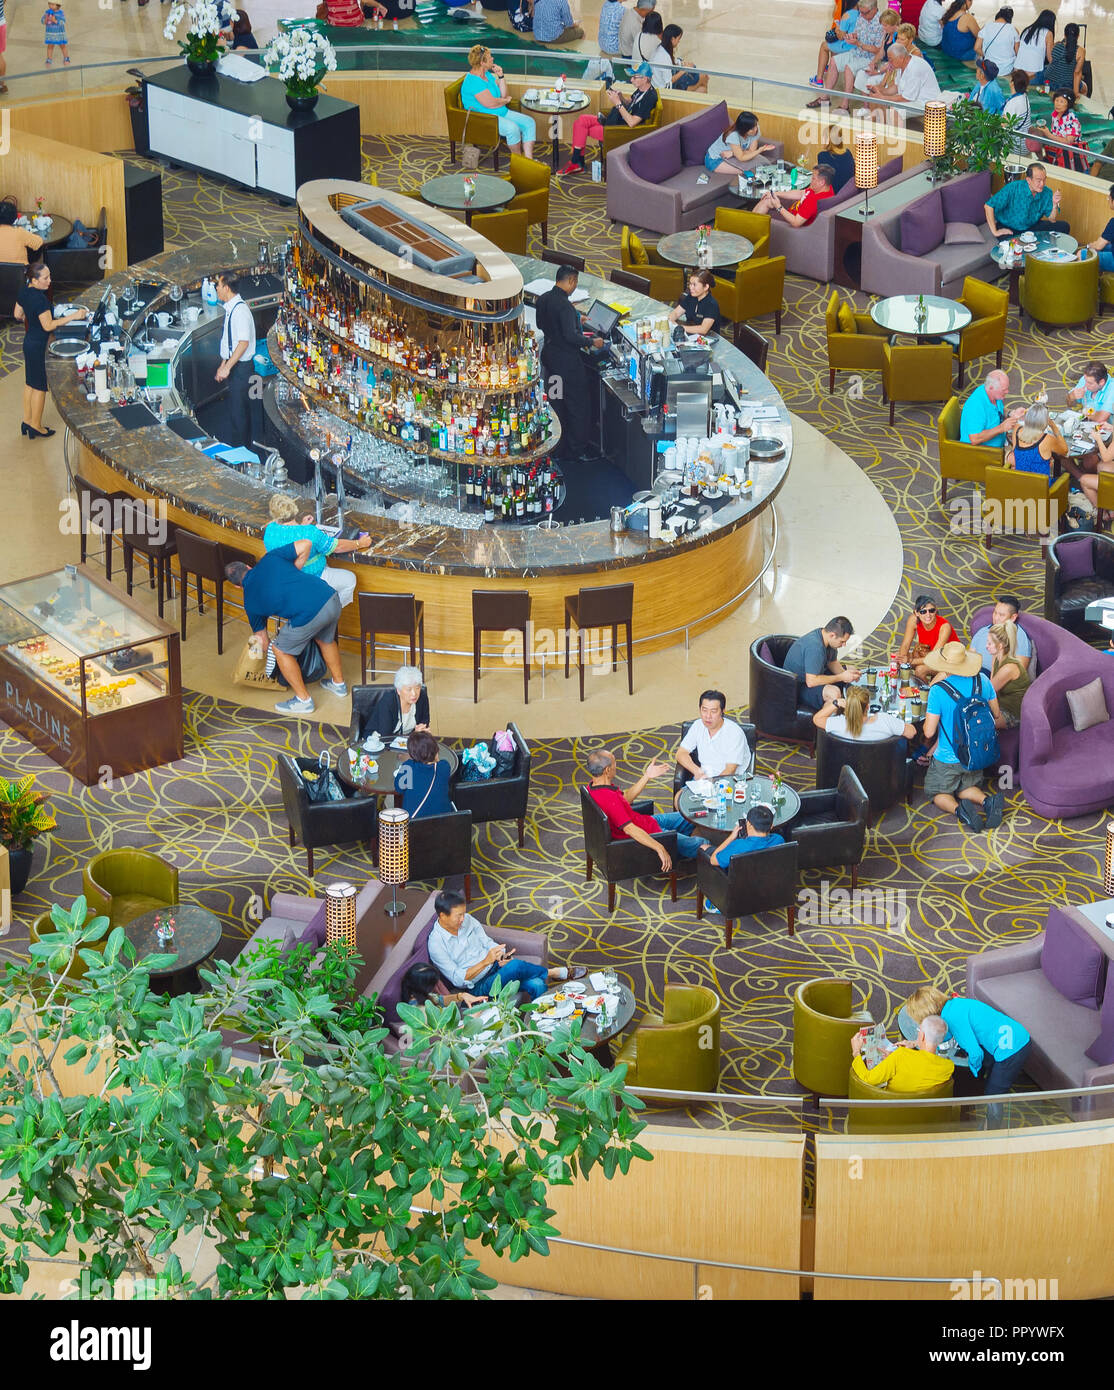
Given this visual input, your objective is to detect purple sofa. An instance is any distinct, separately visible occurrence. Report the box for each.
[968,602,1114,818]
[605,100,783,236]
[968,902,1114,1114]
[861,169,997,299]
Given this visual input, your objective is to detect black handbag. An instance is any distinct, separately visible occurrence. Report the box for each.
[275,640,328,688]
[302,751,346,803]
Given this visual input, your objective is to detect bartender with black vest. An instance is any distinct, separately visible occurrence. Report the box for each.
[535,265,603,465]
[668,270,722,338]
[215,270,257,450]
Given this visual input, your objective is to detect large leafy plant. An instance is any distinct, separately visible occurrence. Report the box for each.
[0,899,649,1299]
[938,99,1022,177]
[0,774,55,852]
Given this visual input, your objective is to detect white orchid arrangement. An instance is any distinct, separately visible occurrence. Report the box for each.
[262,29,338,99]
[164,2,237,62]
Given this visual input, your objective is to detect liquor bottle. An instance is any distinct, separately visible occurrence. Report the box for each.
[484,488,495,523]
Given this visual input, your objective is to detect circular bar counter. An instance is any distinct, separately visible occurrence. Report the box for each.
[50,230,791,666]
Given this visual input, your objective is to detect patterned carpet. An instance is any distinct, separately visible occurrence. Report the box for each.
[3,135,1113,1116]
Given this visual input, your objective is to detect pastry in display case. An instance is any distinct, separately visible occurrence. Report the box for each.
[0,565,183,784]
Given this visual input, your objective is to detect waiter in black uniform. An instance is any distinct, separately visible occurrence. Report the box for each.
[215,270,257,450]
[535,265,603,465]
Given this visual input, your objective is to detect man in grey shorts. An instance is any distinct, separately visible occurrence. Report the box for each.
[237,540,349,715]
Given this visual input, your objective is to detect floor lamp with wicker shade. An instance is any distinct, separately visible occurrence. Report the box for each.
[379,807,410,917]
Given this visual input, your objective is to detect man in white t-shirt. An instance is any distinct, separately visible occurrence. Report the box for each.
[675,690,752,782]
[872,43,941,107]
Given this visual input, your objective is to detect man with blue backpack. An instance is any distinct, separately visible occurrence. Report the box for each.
[921,641,1006,832]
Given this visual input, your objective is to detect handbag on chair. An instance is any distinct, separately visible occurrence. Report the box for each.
[460,111,482,170]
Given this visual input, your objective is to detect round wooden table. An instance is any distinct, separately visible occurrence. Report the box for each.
[19,215,74,250]
[125,902,222,995]
[657,229,755,270]
[420,173,513,226]
[678,773,801,845]
[337,741,460,797]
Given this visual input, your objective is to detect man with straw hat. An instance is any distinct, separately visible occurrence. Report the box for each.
[921,640,1006,832]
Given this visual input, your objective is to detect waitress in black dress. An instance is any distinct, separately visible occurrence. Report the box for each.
[14,260,88,439]
[668,270,722,338]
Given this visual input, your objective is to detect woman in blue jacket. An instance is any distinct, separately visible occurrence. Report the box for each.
[903,985,1031,1118]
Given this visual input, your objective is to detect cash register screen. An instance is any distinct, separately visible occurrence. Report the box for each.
[583,299,621,336]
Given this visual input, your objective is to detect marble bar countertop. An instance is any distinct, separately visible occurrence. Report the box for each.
[48,242,792,580]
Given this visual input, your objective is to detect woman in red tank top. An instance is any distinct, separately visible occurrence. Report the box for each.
[898,594,955,680]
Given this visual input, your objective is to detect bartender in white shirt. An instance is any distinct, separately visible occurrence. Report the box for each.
[215,271,257,449]
[675,689,752,792]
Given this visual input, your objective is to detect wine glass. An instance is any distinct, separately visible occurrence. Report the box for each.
[120,282,137,318]
[169,283,183,323]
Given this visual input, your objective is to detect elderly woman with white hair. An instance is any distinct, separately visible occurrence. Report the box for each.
[361,664,430,742]
[263,493,367,607]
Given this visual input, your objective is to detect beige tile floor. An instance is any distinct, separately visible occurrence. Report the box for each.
[5,0,1109,108]
[0,362,901,737]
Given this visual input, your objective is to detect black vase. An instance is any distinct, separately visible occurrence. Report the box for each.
[186,57,218,78]
[286,91,319,113]
[8,846,34,895]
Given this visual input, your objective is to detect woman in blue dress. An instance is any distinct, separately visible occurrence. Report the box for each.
[940,0,980,63]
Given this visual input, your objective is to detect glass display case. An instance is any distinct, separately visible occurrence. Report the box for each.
[0,565,183,784]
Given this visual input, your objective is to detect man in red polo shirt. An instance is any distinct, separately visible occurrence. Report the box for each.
[753,165,836,227]
[586,748,704,870]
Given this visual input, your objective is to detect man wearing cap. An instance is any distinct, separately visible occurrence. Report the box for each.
[921,641,1005,832]
[561,64,658,174]
[969,57,1005,113]
[618,0,654,60]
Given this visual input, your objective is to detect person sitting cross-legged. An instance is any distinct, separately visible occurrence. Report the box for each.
[428,890,586,1002]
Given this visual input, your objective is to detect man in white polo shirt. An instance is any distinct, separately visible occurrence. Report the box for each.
[870,42,941,108]
[675,689,752,784]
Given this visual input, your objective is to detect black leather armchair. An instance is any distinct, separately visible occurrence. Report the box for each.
[815,727,913,822]
[349,684,393,743]
[450,722,531,847]
[405,804,474,903]
[1043,533,1114,642]
[45,206,108,289]
[785,766,869,886]
[580,786,678,914]
[696,839,799,947]
[748,636,817,750]
[0,262,25,320]
[672,721,758,802]
[277,753,378,875]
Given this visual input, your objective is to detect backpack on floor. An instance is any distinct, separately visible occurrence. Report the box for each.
[939,679,1000,771]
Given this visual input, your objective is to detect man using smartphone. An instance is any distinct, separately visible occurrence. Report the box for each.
[429,889,587,1000]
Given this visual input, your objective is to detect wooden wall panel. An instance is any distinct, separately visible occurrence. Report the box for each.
[0,132,127,266]
[8,92,135,155]
[470,1125,806,1300]
[814,1123,1114,1300]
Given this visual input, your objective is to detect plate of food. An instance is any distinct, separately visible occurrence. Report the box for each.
[536,996,575,1019]
[563,980,586,994]
[899,685,920,699]
[390,737,408,750]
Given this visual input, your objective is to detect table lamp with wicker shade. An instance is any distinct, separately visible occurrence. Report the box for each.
[325,882,358,953]
[924,101,946,183]
[1105,821,1114,897]
[378,807,410,917]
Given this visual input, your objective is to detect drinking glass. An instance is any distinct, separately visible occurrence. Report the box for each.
[169,284,183,323]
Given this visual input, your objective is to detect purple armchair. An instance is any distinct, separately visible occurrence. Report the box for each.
[860,169,997,299]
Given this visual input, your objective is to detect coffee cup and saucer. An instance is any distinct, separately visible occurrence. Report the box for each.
[363,734,384,753]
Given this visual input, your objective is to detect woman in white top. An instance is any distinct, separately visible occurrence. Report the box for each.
[813,685,917,742]
[976,6,1018,75]
[918,0,944,48]
[635,12,672,90]
[1015,8,1054,77]
[1002,68,1032,150]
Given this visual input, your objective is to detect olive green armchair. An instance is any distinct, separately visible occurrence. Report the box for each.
[881,341,955,425]
[713,254,786,334]
[620,225,684,304]
[713,207,770,260]
[29,907,98,982]
[1019,252,1099,332]
[846,1063,954,1133]
[614,983,720,1093]
[824,290,888,395]
[983,464,1069,547]
[82,848,179,930]
[1101,272,1114,317]
[444,76,508,172]
[937,395,999,509]
[507,153,550,242]
[471,207,529,254]
[792,977,873,1097]
[956,275,1008,389]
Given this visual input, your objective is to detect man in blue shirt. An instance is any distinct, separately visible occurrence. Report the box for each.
[959,369,1026,445]
[702,804,784,868]
[530,0,583,45]
[969,594,1033,673]
[922,641,1004,831]
[598,0,624,55]
[236,541,349,715]
[1067,359,1114,423]
[984,161,1070,238]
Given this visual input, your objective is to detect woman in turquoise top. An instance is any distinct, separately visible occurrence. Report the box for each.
[940,0,979,62]
[461,45,536,159]
[1005,404,1066,481]
[264,492,369,607]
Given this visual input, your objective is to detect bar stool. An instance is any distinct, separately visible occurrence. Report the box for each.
[119,499,177,620]
[564,582,634,701]
[472,590,530,704]
[540,246,586,273]
[358,592,426,682]
[732,320,770,372]
[175,529,252,655]
[609,268,651,295]
[73,474,124,580]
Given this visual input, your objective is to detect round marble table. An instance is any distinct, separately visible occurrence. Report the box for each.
[125,903,222,995]
[420,173,514,226]
[657,230,755,270]
[678,773,802,845]
[989,231,1081,306]
[869,294,972,339]
[519,90,591,171]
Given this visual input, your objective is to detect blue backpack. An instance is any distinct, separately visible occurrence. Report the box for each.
[939,678,1000,771]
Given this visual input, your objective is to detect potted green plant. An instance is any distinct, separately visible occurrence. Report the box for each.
[0,774,56,894]
[939,99,1022,178]
[262,28,338,112]
[163,1,231,79]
